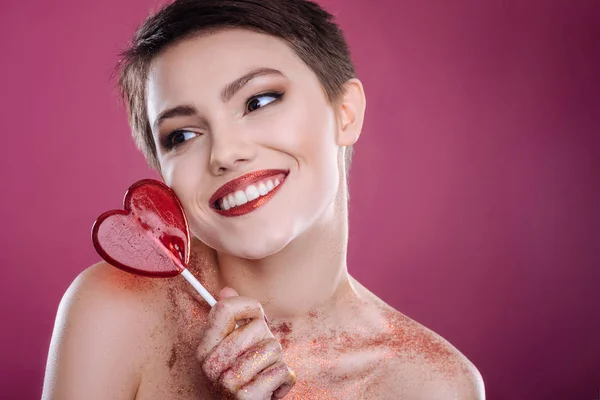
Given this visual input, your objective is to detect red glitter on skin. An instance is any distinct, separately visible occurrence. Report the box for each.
[107,239,475,399]
[167,347,177,370]
[260,304,470,399]
[270,321,293,348]
[95,258,475,399]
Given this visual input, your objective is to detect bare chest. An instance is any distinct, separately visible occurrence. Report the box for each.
[134,329,412,399]
[131,288,425,399]
[134,340,399,400]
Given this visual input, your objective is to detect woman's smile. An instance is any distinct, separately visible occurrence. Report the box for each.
[209,169,290,217]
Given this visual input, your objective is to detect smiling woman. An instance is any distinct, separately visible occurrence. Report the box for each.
[42,0,484,399]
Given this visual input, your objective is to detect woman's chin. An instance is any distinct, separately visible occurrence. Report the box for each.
[230,244,287,260]
[191,223,298,261]
[217,235,292,261]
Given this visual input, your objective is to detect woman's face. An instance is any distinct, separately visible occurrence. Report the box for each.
[146,29,346,259]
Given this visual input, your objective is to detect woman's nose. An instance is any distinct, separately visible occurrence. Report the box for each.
[208,129,257,175]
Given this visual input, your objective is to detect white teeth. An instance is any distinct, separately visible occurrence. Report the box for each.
[222,197,230,210]
[217,175,286,211]
[227,193,236,207]
[258,182,268,196]
[245,185,260,201]
[234,190,248,205]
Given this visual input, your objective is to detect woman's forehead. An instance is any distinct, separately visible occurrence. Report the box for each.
[145,29,318,115]
[149,29,305,82]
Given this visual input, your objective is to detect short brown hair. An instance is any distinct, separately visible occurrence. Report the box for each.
[117,0,356,173]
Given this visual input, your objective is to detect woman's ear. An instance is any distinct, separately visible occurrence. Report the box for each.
[335,78,366,147]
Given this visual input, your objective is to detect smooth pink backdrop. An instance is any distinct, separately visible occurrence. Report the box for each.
[1,0,598,398]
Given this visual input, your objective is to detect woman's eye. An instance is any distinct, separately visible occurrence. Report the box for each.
[167,130,198,148]
[245,92,283,114]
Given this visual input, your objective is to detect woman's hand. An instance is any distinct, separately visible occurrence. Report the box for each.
[197,287,296,399]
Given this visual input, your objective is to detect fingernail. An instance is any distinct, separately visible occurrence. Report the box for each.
[264,314,270,324]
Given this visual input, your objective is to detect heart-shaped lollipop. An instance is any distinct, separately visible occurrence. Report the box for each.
[92,179,216,306]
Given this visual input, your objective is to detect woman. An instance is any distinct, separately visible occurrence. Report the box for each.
[43,0,485,398]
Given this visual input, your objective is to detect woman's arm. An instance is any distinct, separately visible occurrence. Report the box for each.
[42,263,146,400]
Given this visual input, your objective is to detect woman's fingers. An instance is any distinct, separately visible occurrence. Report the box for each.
[238,361,297,399]
[201,318,274,382]
[196,292,296,398]
[197,296,267,362]
[219,338,284,392]
[218,286,240,299]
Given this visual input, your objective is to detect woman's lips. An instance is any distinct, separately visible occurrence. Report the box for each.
[209,169,289,217]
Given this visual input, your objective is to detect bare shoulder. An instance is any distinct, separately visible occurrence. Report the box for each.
[386,310,485,400]
[375,307,484,399]
[55,261,163,333]
[42,261,166,400]
[351,280,484,399]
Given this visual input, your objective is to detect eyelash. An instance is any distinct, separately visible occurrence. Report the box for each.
[162,91,285,150]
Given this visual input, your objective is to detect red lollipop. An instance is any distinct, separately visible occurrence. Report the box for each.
[91,179,216,306]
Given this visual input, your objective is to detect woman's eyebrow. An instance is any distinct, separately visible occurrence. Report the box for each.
[153,104,199,132]
[153,67,285,131]
[221,67,285,103]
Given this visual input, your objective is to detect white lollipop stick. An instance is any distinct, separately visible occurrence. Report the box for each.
[181,269,217,306]
[149,234,237,328]
[171,251,238,328]
[148,234,217,306]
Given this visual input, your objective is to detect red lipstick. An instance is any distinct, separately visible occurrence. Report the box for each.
[209,169,289,217]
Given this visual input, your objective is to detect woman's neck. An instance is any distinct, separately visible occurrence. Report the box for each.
[214,185,355,322]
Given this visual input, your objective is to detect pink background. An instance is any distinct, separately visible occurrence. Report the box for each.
[1,0,599,398]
